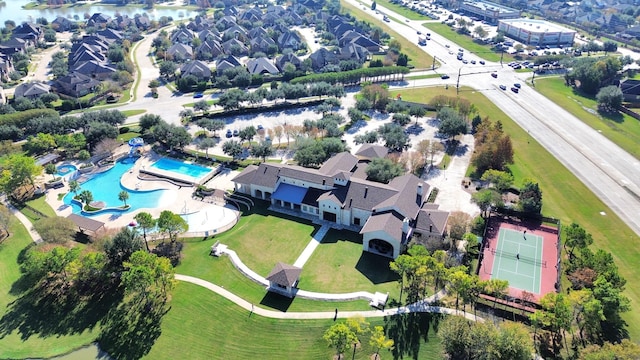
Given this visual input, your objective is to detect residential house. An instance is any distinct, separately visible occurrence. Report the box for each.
[134,14,151,30]
[338,43,370,63]
[71,60,117,80]
[87,13,112,28]
[0,86,5,105]
[277,30,304,51]
[196,40,224,60]
[620,79,640,102]
[12,23,43,44]
[239,7,262,23]
[96,28,124,44]
[247,57,279,75]
[167,43,194,62]
[0,38,29,56]
[275,53,302,71]
[180,60,212,80]
[111,14,133,30]
[215,55,242,75]
[0,56,13,82]
[309,48,338,71]
[248,27,269,39]
[250,36,276,54]
[217,16,238,30]
[171,28,195,45]
[198,29,221,42]
[232,148,446,259]
[221,38,249,56]
[224,25,249,41]
[54,72,101,97]
[14,82,51,99]
[282,10,303,26]
[52,16,76,32]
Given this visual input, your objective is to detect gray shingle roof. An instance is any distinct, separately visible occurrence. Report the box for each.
[359,211,405,241]
[266,262,302,287]
[355,144,388,160]
[414,206,449,235]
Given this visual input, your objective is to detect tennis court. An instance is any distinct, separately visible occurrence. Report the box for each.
[491,228,545,294]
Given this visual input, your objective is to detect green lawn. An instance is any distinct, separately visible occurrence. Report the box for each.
[341,0,436,69]
[407,73,442,80]
[143,281,443,360]
[117,132,142,142]
[299,229,401,298]
[534,77,640,160]
[362,0,431,20]
[389,85,640,339]
[0,218,101,359]
[121,109,146,117]
[24,194,56,218]
[422,23,515,63]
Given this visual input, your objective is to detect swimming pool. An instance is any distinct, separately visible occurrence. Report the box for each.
[63,157,168,216]
[57,164,77,177]
[148,158,215,184]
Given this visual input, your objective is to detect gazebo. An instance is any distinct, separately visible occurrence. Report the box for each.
[266,262,302,298]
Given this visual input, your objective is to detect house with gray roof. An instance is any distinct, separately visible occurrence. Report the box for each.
[232,147,448,259]
[180,60,212,80]
[277,30,304,51]
[54,72,101,97]
[52,16,76,32]
[266,262,302,298]
[14,82,50,99]
[221,38,249,56]
[247,58,280,75]
[170,28,195,45]
[167,43,194,62]
[275,53,302,71]
[196,39,224,60]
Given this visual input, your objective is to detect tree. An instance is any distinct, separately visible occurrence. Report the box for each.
[135,212,156,252]
[222,140,244,161]
[324,322,357,359]
[448,211,471,241]
[0,205,10,237]
[581,339,640,360]
[596,85,623,112]
[564,223,593,260]
[157,210,188,242]
[438,316,473,360]
[45,163,57,181]
[197,118,225,137]
[122,250,176,305]
[193,100,211,114]
[493,322,534,360]
[250,141,273,162]
[197,138,216,159]
[480,169,514,192]
[0,153,41,197]
[389,254,414,302]
[471,189,502,217]
[118,190,129,207]
[104,226,145,269]
[369,325,393,359]
[159,61,177,78]
[392,113,411,126]
[473,25,487,38]
[518,179,543,214]
[537,292,573,354]
[33,216,76,244]
[238,126,257,148]
[377,123,408,152]
[365,158,404,183]
[448,269,473,310]
[408,105,426,125]
[437,107,467,141]
[486,278,509,309]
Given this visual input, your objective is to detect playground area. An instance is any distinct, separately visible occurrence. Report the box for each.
[478,215,560,304]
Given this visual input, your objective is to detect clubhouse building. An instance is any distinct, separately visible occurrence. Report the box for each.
[497,19,576,46]
[232,144,449,259]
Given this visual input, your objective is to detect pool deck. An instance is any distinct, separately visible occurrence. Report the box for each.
[45,147,240,235]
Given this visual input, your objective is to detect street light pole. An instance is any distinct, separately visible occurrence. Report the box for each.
[432,56,436,70]
[456,67,462,94]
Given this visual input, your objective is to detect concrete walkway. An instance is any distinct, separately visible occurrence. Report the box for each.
[293,223,331,268]
[176,274,481,322]
[3,199,42,244]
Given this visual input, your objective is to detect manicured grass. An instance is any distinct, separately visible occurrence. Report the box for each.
[121,109,146,117]
[0,217,100,359]
[422,23,515,63]
[363,0,431,20]
[341,0,436,69]
[299,229,401,297]
[177,240,373,312]
[389,85,640,339]
[407,73,441,80]
[534,77,640,160]
[24,194,56,218]
[117,132,142,142]
[143,282,443,360]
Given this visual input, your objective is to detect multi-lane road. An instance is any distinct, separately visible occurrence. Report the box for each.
[347,0,640,237]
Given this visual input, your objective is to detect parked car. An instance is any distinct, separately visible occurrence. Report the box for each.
[441,74,450,79]
[514,83,521,88]
[193,92,204,98]
[479,60,485,65]
[470,60,476,64]
[233,129,239,137]
[257,124,264,131]
[499,85,507,90]
[491,72,498,78]
[226,130,233,138]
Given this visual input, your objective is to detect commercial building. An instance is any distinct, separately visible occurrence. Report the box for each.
[498,18,576,46]
[459,0,520,24]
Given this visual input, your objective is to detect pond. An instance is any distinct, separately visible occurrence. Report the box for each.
[0,0,199,26]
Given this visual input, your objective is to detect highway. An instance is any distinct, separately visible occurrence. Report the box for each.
[348,0,640,237]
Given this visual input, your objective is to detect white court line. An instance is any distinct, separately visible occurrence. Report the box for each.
[497,267,535,279]
[535,234,542,293]
[494,229,506,279]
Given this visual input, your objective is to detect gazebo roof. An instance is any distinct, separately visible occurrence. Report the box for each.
[67,213,105,233]
[266,262,301,287]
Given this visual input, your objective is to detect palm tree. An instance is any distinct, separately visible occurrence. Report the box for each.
[78,190,93,207]
[197,138,216,159]
[69,180,80,196]
[134,211,156,252]
[118,190,129,207]
[45,163,57,181]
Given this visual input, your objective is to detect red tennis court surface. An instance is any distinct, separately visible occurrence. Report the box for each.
[478,216,560,304]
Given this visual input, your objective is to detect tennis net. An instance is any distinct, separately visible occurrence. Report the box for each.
[490,248,547,267]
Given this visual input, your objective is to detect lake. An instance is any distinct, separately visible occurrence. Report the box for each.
[0,0,200,26]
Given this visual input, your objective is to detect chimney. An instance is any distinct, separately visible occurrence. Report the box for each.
[417,184,423,196]
[402,218,410,234]
[364,186,368,198]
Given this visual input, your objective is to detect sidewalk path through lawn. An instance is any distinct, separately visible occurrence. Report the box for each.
[293,223,331,268]
[176,274,481,322]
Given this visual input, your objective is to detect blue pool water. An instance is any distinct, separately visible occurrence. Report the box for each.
[57,164,77,177]
[150,158,212,180]
[63,157,167,216]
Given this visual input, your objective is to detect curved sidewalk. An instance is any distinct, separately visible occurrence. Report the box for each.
[176,274,482,321]
[3,199,42,244]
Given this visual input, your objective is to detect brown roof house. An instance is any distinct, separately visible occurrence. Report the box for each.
[232,145,448,259]
[266,262,302,298]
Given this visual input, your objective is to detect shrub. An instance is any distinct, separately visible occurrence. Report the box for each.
[119,126,130,134]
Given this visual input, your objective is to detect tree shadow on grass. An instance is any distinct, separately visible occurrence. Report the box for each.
[384,312,443,360]
[259,291,293,312]
[355,252,400,285]
[98,296,169,360]
[0,283,122,341]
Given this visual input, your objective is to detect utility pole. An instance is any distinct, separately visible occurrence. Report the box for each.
[531,70,536,87]
[456,67,462,94]
[432,56,436,70]
[500,48,504,66]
